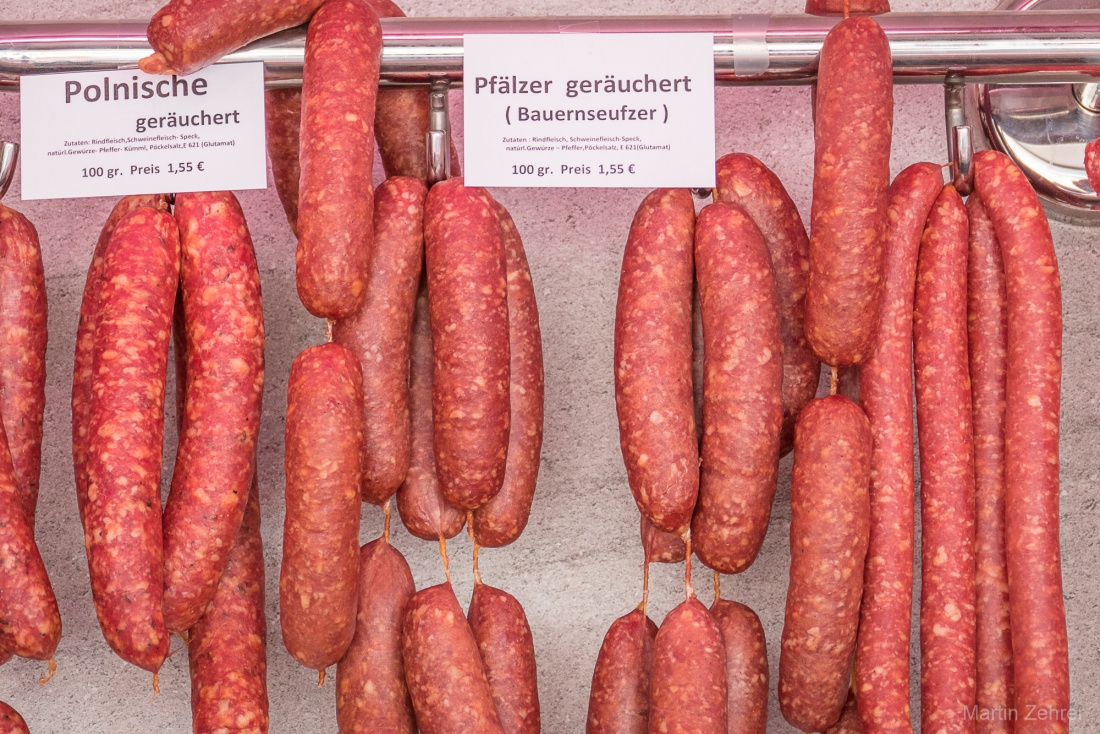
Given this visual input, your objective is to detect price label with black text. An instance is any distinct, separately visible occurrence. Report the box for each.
[19,63,267,201]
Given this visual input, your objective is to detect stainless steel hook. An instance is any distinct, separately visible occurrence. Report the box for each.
[0,141,17,201]
[944,78,974,196]
[426,80,452,186]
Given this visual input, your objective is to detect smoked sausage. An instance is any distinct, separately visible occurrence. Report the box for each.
[296,0,382,319]
[586,607,657,734]
[424,178,510,510]
[281,343,363,670]
[188,476,268,734]
[163,190,265,634]
[396,291,466,540]
[914,185,977,734]
[73,195,168,526]
[336,537,417,734]
[966,193,1015,730]
[641,516,686,564]
[804,17,893,367]
[402,583,505,734]
[1085,138,1100,194]
[0,205,46,526]
[469,583,540,734]
[806,0,890,14]
[714,153,818,456]
[0,702,28,734]
[473,200,544,547]
[648,597,727,733]
[614,189,697,533]
[854,162,941,734]
[333,177,425,505]
[85,206,179,672]
[0,417,60,662]
[779,395,871,732]
[824,692,864,734]
[690,202,783,575]
[711,597,768,734]
[265,88,302,235]
[973,149,1069,733]
[141,0,326,75]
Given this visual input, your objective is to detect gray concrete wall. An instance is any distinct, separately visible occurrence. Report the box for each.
[1,0,1096,731]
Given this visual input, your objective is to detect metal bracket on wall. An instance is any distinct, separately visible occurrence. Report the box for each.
[427,80,452,186]
[0,142,17,201]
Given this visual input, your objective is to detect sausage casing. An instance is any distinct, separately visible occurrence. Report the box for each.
[648,598,727,733]
[586,607,657,734]
[469,583,540,734]
[712,598,768,734]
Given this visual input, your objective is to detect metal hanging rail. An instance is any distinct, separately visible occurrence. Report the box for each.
[2,10,1100,89]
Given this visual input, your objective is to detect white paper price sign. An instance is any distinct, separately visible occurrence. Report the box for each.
[19,63,267,201]
[463,33,716,189]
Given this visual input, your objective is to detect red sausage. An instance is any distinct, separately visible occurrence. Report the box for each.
[402,583,505,734]
[854,162,941,734]
[188,476,268,734]
[280,343,363,670]
[396,292,466,540]
[72,195,168,526]
[472,200,544,547]
[141,0,326,75]
[0,650,9,666]
[333,177,425,505]
[265,88,302,235]
[614,189,698,533]
[914,185,977,734]
[585,607,657,734]
[641,516,685,564]
[690,202,783,575]
[163,191,265,634]
[973,150,1069,733]
[0,417,60,661]
[424,178,510,510]
[648,597,727,733]
[336,537,417,734]
[85,207,179,672]
[804,17,893,367]
[0,702,28,734]
[711,598,768,734]
[714,153,819,456]
[966,193,1015,730]
[469,583,541,734]
[824,692,864,734]
[1085,138,1100,194]
[806,0,890,14]
[779,395,871,732]
[296,0,382,319]
[0,205,46,527]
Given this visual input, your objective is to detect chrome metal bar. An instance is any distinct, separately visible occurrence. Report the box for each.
[3,11,1100,90]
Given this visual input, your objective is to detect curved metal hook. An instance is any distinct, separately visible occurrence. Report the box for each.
[0,141,17,201]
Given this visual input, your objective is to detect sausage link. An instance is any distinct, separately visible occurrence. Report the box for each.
[72,195,168,526]
[280,343,363,670]
[614,189,698,533]
[714,153,819,456]
[141,0,326,75]
[296,0,382,319]
[0,205,46,527]
[85,207,180,672]
[0,650,10,666]
[0,702,28,734]
[806,0,889,14]
[402,583,505,734]
[824,692,864,734]
[0,417,60,661]
[804,17,893,367]
[396,291,466,540]
[854,162,941,734]
[648,597,727,733]
[690,202,783,575]
[966,193,1015,731]
[1085,138,1100,194]
[973,150,1069,733]
[641,516,685,564]
[914,185,977,734]
[189,476,268,734]
[265,88,302,236]
[586,607,657,734]
[472,200,544,547]
[711,598,768,734]
[424,178,510,510]
[469,583,541,734]
[333,177,425,505]
[163,191,265,634]
[779,395,871,732]
[336,538,416,734]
